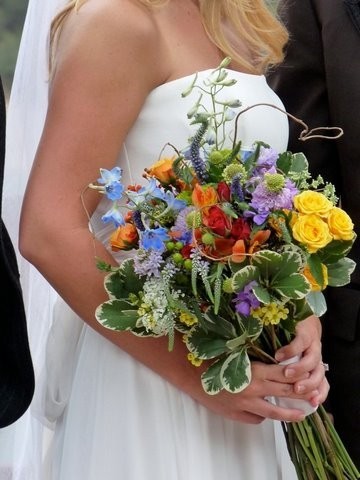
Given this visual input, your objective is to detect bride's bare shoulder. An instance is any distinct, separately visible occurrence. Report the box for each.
[54,0,167,87]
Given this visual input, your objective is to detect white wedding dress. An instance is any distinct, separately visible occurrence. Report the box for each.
[40,70,297,480]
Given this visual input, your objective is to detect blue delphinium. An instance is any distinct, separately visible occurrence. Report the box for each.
[141,227,170,252]
[97,167,124,201]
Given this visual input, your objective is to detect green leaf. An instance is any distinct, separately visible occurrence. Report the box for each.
[231,265,260,292]
[289,152,309,173]
[185,327,229,359]
[96,300,139,331]
[272,273,311,299]
[202,310,237,338]
[327,257,357,287]
[307,254,325,289]
[201,358,226,395]
[306,291,327,317]
[239,315,263,338]
[251,250,283,279]
[252,249,303,282]
[226,333,248,350]
[289,298,314,323]
[220,349,251,393]
[104,259,145,299]
[173,155,195,185]
[276,151,293,175]
[252,284,271,304]
[319,239,355,264]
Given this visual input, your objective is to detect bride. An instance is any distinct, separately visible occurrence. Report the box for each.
[5,0,329,478]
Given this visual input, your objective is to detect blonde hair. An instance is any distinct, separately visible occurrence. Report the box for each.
[50,0,288,74]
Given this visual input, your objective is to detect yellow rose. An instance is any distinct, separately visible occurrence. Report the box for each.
[303,264,328,291]
[146,157,176,184]
[294,191,333,217]
[327,207,355,241]
[292,214,333,253]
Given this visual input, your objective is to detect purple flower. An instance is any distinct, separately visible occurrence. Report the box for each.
[254,147,278,175]
[233,281,260,316]
[172,206,194,244]
[133,249,164,277]
[248,177,298,225]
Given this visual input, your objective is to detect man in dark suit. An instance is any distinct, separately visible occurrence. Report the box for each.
[268,0,360,467]
[0,77,34,428]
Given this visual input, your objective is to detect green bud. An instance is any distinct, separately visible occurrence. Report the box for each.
[223,164,246,183]
[166,241,176,251]
[186,211,202,229]
[172,253,184,265]
[222,278,234,294]
[175,241,184,251]
[184,259,192,271]
[264,173,285,193]
[202,232,214,246]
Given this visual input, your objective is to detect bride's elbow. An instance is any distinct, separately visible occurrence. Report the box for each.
[19,217,53,267]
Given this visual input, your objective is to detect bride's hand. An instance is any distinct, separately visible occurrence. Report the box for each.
[195,360,316,424]
[274,315,329,407]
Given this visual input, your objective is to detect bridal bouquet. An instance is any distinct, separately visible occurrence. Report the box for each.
[89,59,359,479]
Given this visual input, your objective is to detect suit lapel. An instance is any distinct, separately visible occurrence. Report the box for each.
[344,0,360,33]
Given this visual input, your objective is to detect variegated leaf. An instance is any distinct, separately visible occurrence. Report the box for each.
[272,273,311,299]
[95,300,138,330]
[306,291,327,317]
[185,328,229,359]
[201,358,226,395]
[231,265,259,292]
[327,257,356,287]
[220,349,251,393]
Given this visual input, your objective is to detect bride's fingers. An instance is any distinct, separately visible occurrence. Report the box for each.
[292,362,326,395]
[252,361,308,384]
[308,377,330,407]
[239,397,306,423]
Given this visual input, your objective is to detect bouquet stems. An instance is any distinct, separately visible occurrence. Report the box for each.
[283,406,360,479]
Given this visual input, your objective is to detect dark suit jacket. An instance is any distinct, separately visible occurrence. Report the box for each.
[268,0,360,466]
[0,77,34,427]
[268,0,360,333]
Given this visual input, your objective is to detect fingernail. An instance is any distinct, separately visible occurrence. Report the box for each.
[285,368,295,378]
[296,385,305,394]
[275,352,284,361]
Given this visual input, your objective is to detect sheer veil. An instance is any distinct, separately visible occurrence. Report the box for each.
[1,0,67,478]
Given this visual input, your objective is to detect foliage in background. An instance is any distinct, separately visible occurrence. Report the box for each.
[0,0,27,96]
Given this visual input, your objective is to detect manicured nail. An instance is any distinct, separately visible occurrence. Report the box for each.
[285,368,295,378]
[296,385,305,394]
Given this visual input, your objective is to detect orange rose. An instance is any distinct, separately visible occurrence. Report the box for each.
[110,223,139,251]
[146,157,176,184]
[192,184,219,208]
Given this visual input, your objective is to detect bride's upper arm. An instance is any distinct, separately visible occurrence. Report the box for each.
[21,0,166,237]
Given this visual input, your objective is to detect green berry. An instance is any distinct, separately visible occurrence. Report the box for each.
[184,259,192,270]
[202,232,214,245]
[175,241,184,251]
[172,253,184,264]
[166,241,176,251]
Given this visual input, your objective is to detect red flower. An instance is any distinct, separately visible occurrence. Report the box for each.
[202,205,231,237]
[231,217,251,240]
[217,182,231,202]
[181,244,193,259]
